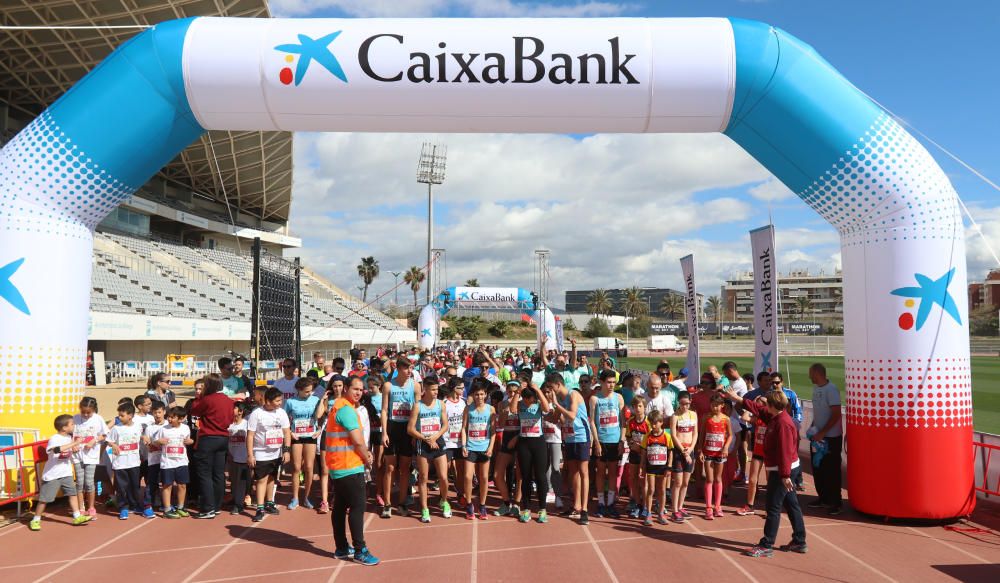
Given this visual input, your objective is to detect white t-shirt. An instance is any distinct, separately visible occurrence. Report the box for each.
[729,377,748,397]
[145,421,167,466]
[247,408,290,461]
[274,377,299,401]
[134,413,155,461]
[543,418,562,444]
[159,424,191,469]
[669,379,687,392]
[357,405,371,447]
[228,420,248,464]
[444,399,467,449]
[108,424,143,470]
[645,392,674,418]
[72,413,106,465]
[43,434,74,481]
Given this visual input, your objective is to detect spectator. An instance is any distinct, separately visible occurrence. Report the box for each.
[145,372,177,407]
[807,363,842,514]
[233,358,255,394]
[218,357,245,399]
[188,374,235,519]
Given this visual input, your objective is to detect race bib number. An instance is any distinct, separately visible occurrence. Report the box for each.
[391,401,411,420]
[705,432,724,453]
[504,416,520,430]
[74,427,95,444]
[293,418,313,435]
[468,422,488,440]
[543,422,557,435]
[755,427,767,448]
[165,439,185,458]
[648,445,668,466]
[676,423,694,434]
[265,428,283,446]
[562,420,575,436]
[520,417,542,438]
[630,431,644,448]
[420,416,440,437]
[230,433,246,445]
[598,409,618,428]
[118,437,139,452]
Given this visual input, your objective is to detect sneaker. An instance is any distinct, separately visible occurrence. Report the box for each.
[807,499,826,509]
[593,503,605,518]
[714,507,724,518]
[164,509,181,519]
[303,498,315,510]
[494,502,511,517]
[640,508,650,519]
[264,502,280,515]
[745,545,774,558]
[479,507,489,521]
[737,505,755,516]
[87,507,98,520]
[657,512,669,525]
[287,499,299,511]
[252,508,265,522]
[827,506,842,516]
[398,504,411,517]
[554,498,564,511]
[334,546,355,560]
[318,501,329,514]
[376,494,386,507]
[380,505,392,519]
[643,515,653,526]
[537,510,548,524]
[420,508,431,523]
[143,507,155,519]
[518,509,531,523]
[626,501,637,514]
[795,483,806,492]
[28,518,40,531]
[466,504,475,520]
[105,497,118,510]
[607,505,621,519]
[72,514,91,526]
[672,512,685,524]
[568,509,581,520]
[119,508,129,520]
[230,506,243,516]
[195,510,217,519]
[680,508,692,519]
[354,547,380,567]
[510,504,521,518]
[175,508,190,518]
[629,507,640,519]
[441,500,452,519]
[579,511,589,525]
[781,541,809,553]
[704,508,714,521]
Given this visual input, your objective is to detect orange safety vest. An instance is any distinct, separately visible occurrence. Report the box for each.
[324,398,364,473]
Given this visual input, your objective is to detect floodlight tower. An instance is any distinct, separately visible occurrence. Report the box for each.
[534,249,551,346]
[417,143,447,305]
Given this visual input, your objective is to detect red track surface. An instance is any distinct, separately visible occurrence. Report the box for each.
[3,473,1000,583]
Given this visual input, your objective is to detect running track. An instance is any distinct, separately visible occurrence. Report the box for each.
[3,474,1000,583]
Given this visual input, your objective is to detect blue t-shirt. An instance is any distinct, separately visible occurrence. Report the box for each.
[466,405,492,453]
[284,394,320,438]
[330,405,364,479]
[594,393,622,444]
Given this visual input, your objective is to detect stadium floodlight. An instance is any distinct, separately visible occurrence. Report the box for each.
[417,143,447,305]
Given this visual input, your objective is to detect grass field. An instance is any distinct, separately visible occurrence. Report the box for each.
[619,355,1000,435]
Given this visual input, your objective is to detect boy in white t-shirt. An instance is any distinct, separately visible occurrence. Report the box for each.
[107,403,147,520]
[142,401,168,511]
[228,401,252,515]
[159,406,194,518]
[72,396,106,520]
[29,415,92,531]
[133,394,156,512]
[247,387,291,522]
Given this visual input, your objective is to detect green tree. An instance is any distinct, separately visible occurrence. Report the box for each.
[969,306,998,336]
[659,293,684,320]
[440,326,456,340]
[562,318,577,331]
[452,316,481,341]
[630,316,652,338]
[795,295,814,320]
[586,288,613,318]
[705,295,722,321]
[584,317,612,338]
[620,286,649,319]
[488,320,512,338]
[403,266,425,310]
[465,278,479,287]
[356,256,379,303]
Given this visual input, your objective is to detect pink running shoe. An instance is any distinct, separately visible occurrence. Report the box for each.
[736,505,754,516]
[318,501,329,514]
[88,507,98,520]
[705,508,715,521]
[715,507,724,518]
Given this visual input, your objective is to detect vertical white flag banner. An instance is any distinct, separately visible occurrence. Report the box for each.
[750,225,778,375]
[680,254,700,386]
[555,318,565,352]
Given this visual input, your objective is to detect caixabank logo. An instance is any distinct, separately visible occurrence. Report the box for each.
[275,30,640,86]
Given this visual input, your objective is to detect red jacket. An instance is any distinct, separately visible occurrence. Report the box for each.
[741,399,799,479]
[188,392,235,438]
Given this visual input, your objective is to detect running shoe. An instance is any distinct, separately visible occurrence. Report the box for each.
[399,504,411,517]
[567,509,581,520]
[118,508,129,520]
[252,508,265,522]
[264,502,280,515]
[87,507,97,520]
[518,509,531,523]
[28,518,40,531]
[642,515,653,527]
[559,506,574,517]
[628,506,640,519]
[745,545,774,558]
[680,508,692,519]
[672,511,685,524]
[195,510,218,520]
[537,510,548,524]
[318,501,329,514]
[142,507,155,519]
[640,508,650,519]
[287,499,299,510]
[827,506,842,516]
[626,501,637,515]
[714,507,724,518]
[441,501,453,519]
[381,505,392,519]
[175,508,190,518]
[334,546,355,560]
[510,504,521,518]
[494,501,511,517]
[230,506,244,516]
[420,508,431,523]
[466,504,475,520]
[72,514,91,526]
[164,509,181,519]
[105,497,118,510]
[593,503,605,518]
[354,547,380,566]
[303,498,315,510]
[606,505,621,519]
[737,505,755,516]
[806,499,826,509]
[579,511,589,525]
[479,507,489,521]
[554,498,564,512]
[704,508,714,521]
[656,512,668,525]
[780,542,809,554]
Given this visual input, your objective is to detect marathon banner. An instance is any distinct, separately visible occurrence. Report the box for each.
[680,254,700,386]
[555,317,565,352]
[751,225,778,373]
[650,322,684,335]
[784,322,823,334]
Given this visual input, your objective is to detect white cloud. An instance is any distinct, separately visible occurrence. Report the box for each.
[270,0,632,18]
[748,177,795,202]
[963,204,1000,282]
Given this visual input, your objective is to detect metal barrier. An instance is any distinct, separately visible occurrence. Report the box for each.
[0,440,46,519]
[974,439,1000,498]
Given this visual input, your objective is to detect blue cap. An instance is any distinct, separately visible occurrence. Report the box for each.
[678,367,689,377]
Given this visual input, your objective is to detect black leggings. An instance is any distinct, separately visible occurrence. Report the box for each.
[517,437,550,511]
[332,471,367,551]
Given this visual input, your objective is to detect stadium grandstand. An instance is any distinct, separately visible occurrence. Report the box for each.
[0,0,415,380]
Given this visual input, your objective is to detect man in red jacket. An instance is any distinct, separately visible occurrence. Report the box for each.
[723,387,807,557]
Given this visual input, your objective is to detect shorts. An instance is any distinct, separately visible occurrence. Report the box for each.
[160,466,190,486]
[563,441,591,462]
[446,447,463,461]
[499,431,518,455]
[415,436,448,459]
[294,437,317,445]
[671,453,694,473]
[40,476,77,503]
[597,442,621,463]
[703,453,726,464]
[370,430,383,450]
[752,454,764,462]
[465,450,491,464]
[73,461,97,492]
[645,464,668,476]
[253,458,282,481]
[385,421,414,457]
[627,452,642,465]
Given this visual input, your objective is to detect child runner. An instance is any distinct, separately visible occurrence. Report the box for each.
[365,374,385,508]
[407,376,451,522]
[493,379,523,517]
[542,398,563,513]
[284,377,321,510]
[544,373,591,525]
[625,397,649,519]
[443,379,467,507]
[641,409,674,526]
[247,388,291,522]
[380,358,421,518]
[72,396,106,520]
[512,385,552,523]
[228,401,251,515]
[107,402,146,519]
[700,392,733,520]
[132,394,155,515]
[142,401,167,511]
[669,391,698,523]
[159,406,194,518]
[589,369,625,518]
[29,415,91,530]
[461,378,496,519]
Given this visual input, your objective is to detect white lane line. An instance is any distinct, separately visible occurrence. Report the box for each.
[327,513,376,583]
[32,519,153,583]
[905,526,991,565]
[471,513,479,583]
[181,521,262,583]
[811,530,898,582]
[581,525,620,583]
[0,524,25,538]
[685,519,761,583]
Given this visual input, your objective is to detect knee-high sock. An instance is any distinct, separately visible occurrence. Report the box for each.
[713,481,723,509]
[704,483,713,507]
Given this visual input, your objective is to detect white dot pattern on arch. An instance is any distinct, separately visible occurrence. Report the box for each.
[0,344,86,416]
[798,114,962,246]
[0,112,137,237]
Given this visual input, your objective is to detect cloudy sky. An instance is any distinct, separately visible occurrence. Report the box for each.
[275,0,1000,309]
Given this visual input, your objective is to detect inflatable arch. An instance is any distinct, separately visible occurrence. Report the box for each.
[417,286,557,350]
[0,18,972,519]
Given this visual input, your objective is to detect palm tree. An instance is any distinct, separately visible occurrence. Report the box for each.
[795,295,814,320]
[706,295,722,321]
[356,256,379,303]
[586,288,613,319]
[404,266,426,310]
[660,293,684,320]
[620,286,649,318]
[465,278,479,287]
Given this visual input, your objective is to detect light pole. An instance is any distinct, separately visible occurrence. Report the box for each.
[390,270,401,306]
[417,143,447,306]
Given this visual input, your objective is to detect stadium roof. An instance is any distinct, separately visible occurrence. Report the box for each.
[0,0,294,223]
